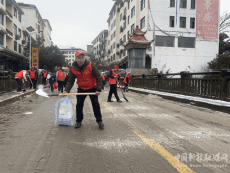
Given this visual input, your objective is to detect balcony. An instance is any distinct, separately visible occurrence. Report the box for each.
[6,29,13,38]
[6,10,13,22]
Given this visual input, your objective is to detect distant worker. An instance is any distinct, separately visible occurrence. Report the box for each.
[101,73,106,90]
[15,70,28,92]
[29,66,38,90]
[49,73,56,93]
[42,70,47,86]
[107,66,122,103]
[123,73,130,92]
[56,67,66,93]
[63,50,104,129]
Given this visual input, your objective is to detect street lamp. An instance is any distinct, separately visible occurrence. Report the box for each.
[25,26,43,69]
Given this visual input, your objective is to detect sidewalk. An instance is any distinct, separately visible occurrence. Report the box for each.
[121,86,230,114]
[0,85,51,107]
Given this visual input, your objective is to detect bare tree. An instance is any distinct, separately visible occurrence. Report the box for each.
[220,12,230,33]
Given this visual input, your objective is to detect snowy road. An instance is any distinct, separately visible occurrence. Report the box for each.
[0,84,229,173]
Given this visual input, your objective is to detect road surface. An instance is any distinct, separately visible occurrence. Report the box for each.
[0,84,229,173]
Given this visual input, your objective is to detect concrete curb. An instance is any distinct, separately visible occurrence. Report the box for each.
[127,88,230,114]
[0,90,36,107]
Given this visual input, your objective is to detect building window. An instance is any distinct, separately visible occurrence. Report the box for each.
[123,21,126,29]
[178,37,195,48]
[120,13,122,21]
[128,1,130,9]
[141,0,145,11]
[120,26,123,33]
[14,7,17,18]
[0,13,3,25]
[180,17,186,28]
[169,16,175,27]
[0,33,3,45]
[19,44,21,53]
[131,24,135,33]
[155,36,175,47]
[127,31,129,40]
[124,7,127,15]
[0,0,3,5]
[170,0,175,7]
[140,17,145,29]
[123,34,126,43]
[131,7,135,18]
[18,13,21,22]
[190,18,195,29]
[14,24,17,35]
[18,28,21,38]
[180,0,187,8]
[14,41,17,51]
[191,0,195,9]
[128,15,130,24]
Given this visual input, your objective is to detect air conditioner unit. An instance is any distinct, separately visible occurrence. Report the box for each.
[22,40,26,44]
[15,35,20,40]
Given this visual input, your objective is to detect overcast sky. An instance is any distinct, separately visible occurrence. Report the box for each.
[17,0,229,51]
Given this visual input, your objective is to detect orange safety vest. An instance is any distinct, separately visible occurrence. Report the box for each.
[123,75,130,84]
[100,74,105,80]
[15,71,24,79]
[71,63,97,90]
[30,70,36,79]
[57,71,65,81]
[43,71,47,78]
[108,69,118,85]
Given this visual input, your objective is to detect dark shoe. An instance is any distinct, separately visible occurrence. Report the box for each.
[22,89,26,92]
[74,122,81,129]
[98,122,104,129]
[117,100,122,103]
[107,100,114,102]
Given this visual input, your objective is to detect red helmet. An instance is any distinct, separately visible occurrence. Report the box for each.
[75,50,84,57]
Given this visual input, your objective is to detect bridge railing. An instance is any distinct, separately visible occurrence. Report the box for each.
[119,70,230,101]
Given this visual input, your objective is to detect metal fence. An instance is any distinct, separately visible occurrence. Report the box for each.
[119,71,230,101]
[0,70,42,93]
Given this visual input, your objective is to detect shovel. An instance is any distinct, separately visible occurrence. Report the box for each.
[115,78,129,102]
[36,89,96,98]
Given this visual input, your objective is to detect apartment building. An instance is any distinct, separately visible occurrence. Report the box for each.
[18,3,46,45]
[107,0,148,66]
[91,30,108,61]
[43,19,52,47]
[0,0,31,71]
[60,47,87,66]
[105,0,219,73]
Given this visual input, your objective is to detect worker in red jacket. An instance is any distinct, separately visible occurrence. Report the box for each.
[63,51,104,129]
[42,70,47,86]
[107,66,122,103]
[56,67,66,93]
[15,70,28,92]
[29,66,38,90]
[101,73,106,90]
[123,73,130,92]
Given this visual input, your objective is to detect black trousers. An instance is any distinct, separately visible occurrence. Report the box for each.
[50,84,54,93]
[16,78,22,92]
[42,78,46,86]
[124,84,129,92]
[108,84,120,101]
[76,88,102,123]
[30,79,36,89]
[58,81,64,93]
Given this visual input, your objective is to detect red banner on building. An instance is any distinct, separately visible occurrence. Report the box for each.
[196,0,219,40]
[32,47,39,69]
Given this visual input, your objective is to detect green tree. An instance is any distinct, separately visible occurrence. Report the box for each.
[39,45,65,72]
[207,33,230,71]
